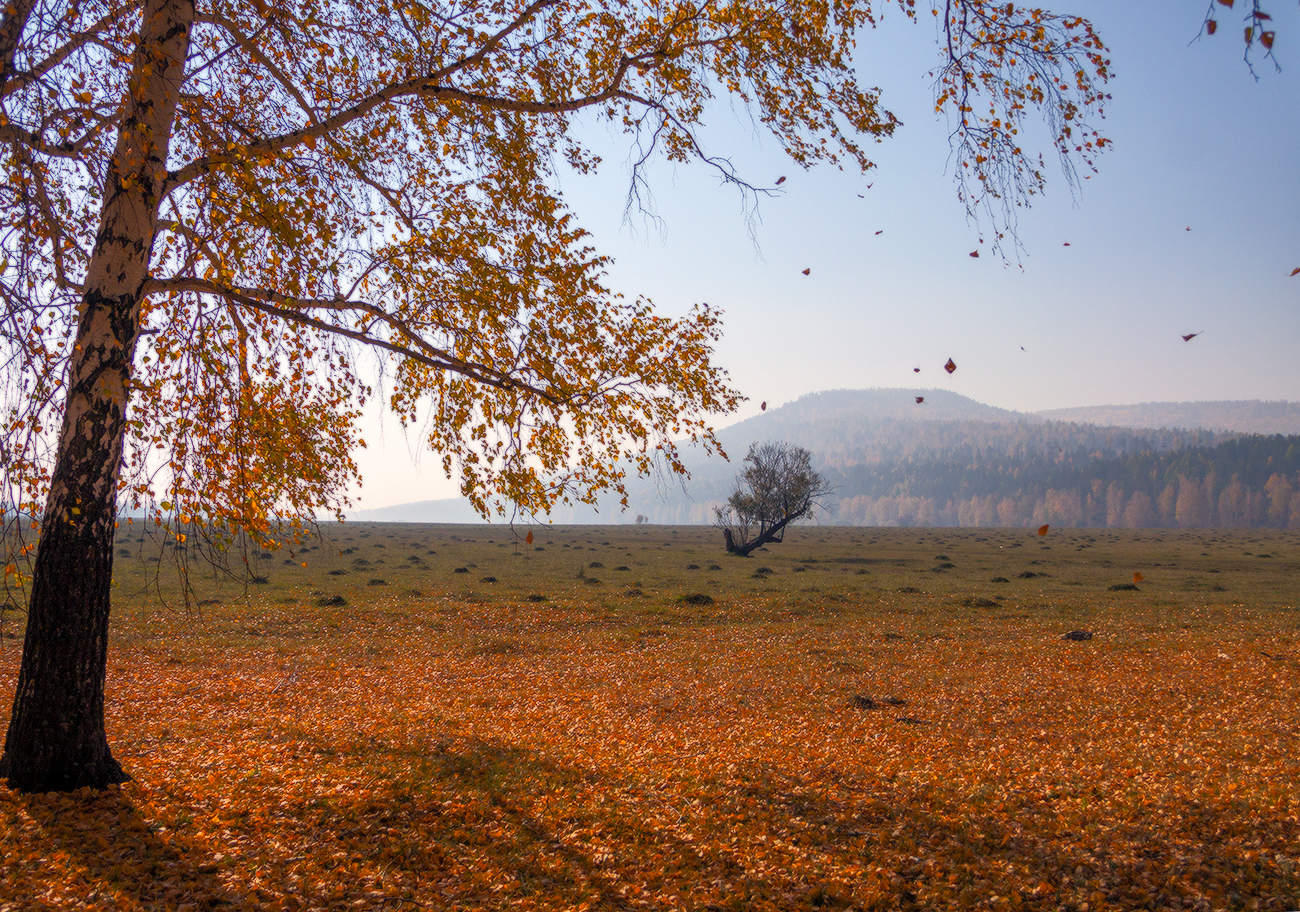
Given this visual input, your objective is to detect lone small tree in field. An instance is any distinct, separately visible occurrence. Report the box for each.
[0,0,1113,791]
[715,442,830,557]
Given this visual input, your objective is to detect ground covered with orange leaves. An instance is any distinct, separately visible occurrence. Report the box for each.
[2,524,1298,910]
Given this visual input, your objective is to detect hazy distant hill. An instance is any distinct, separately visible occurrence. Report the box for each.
[1036,401,1300,435]
[726,388,1025,432]
[352,389,1300,528]
[351,388,1017,522]
[350,497,487,524]
[352,389,1036,523]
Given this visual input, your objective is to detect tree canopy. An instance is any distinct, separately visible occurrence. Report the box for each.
[0,0,1112,558]
[0,0,1114,790]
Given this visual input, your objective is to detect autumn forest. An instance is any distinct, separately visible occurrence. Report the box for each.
[1,0,1297,909]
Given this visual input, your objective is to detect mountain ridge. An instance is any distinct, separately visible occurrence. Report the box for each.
[351,390,1300,526]
[1034,400,1300,435]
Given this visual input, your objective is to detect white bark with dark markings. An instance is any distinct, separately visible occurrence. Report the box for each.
[1,0,194,792]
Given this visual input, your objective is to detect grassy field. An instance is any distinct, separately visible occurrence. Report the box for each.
[1,523,1298,911]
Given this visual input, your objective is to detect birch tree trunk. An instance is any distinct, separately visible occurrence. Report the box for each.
[0,0,193,792]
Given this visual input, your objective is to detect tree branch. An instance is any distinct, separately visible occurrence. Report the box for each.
[1,3,139,99]
[0,0,37,93]
[165,48,646,192]
[144,276,559,403]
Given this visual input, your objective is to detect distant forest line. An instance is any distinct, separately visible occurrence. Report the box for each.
[350,392,1300,529]
[825,434,1300,529]
[632,432,1300,530]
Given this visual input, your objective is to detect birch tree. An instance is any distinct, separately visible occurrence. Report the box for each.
[0,0,1110,791]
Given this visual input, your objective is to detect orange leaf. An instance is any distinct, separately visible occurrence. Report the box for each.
[1132,571,1144,583]
[525,530,534,544]
[1290,267,1300,277]
[1037,524,1050,536]
[969,249,980,258]
[944,358,957,375]
[1206,19,1218,34]
[801,267,811,275]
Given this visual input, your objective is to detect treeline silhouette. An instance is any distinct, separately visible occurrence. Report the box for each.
[827,433,1300,528]
[353,391,1300,528]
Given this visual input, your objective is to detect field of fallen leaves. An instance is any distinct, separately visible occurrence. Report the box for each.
[1,522,1298,911]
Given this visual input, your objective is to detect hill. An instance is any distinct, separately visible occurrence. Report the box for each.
[1035,400,1300,435]
[353,390,1300,528]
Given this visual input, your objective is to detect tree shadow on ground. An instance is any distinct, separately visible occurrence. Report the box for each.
[12,787,252,909]
[291,735,1300,910]
[5,735,1299,911]
[723,770,1300,910]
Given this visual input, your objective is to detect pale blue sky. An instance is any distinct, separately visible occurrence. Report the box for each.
[353,1,1300,510]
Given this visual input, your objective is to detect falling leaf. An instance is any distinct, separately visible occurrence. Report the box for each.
[944,358,957,375]
[875,230,884,236]
[1181,332,1202,342]
[969,250,980,258]
[915,396,925,404]
[525,530,534,544]
[760,401,767,411]
[1290,267,1300,277]
[1186,226,1192,231]
[1062,241,1071,247]
[775,175,787,185]
[912,367,921,373]
[1037,524,1050,536]
[1132,571,1144,583]
[801,267,811,276]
